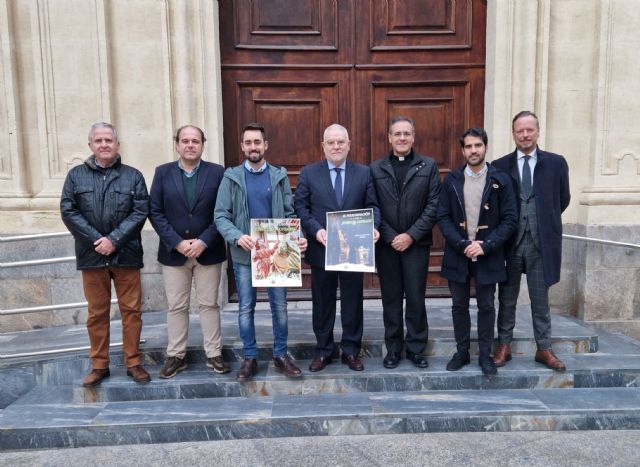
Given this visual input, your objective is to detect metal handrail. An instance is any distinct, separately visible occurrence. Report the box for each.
[563,234,640,250]
[1,299,119,316]
[0,232,74,268]
[0,339,146,359]
[0,231,70,242]
[0,256,76,268]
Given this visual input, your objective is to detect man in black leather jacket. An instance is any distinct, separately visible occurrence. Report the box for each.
[370,116,441,369]
[60,122,150,387]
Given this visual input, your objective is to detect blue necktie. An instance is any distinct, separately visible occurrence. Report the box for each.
[522,155,532,197]
[334,167,343,206]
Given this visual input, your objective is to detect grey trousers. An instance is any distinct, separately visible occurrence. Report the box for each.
[497,231,552,350]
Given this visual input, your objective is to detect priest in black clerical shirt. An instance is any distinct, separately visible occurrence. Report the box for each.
[369,116,441,370]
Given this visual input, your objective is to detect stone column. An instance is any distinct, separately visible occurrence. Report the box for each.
[486,0,640,336]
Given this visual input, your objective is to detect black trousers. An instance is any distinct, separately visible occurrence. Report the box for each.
[376,243,430,355]
[310,265,364,357]
[448,262,497,357]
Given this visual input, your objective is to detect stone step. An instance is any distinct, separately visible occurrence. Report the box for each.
[11,353,640,405]
[0,305,601,365]
[0,333,599,393]
[2,387,640,449]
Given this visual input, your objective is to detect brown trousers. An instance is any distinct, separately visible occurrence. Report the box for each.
[82,267,143,369]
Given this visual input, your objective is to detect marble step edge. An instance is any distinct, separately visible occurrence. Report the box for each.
[71,354,640,386]
[2,387,640,450]
[7,352,638,391]
[0,334,598,368]
[9,355,640,406]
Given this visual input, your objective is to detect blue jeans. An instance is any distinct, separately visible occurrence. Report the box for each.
[233,263,288,358]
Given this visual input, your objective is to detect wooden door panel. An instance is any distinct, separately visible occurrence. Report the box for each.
[221,69,352,187]
[369,82,466,168]
[219,0,353,65]
[356,0,486,65]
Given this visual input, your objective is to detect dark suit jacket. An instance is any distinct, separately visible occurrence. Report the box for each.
[149,160,227,266]
[294,159,380,268]
[492,148,570,287]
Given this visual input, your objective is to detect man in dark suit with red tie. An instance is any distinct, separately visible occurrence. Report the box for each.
[295,124,380,372]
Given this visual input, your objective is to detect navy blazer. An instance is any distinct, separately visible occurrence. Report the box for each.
[294,159,380,268]
[437,164,517,285]
[149,160,227,266]
[492,148,570,287]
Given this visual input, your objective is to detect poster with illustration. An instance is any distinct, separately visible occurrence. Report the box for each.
[250,218,302,287]
[325,208,375,272]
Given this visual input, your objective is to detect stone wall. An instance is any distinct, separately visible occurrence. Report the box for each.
[0,0,225,231]
[485,0,640,335]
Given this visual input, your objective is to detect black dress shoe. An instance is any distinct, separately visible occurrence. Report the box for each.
[479,356,497,376]
[309,355,332,372]
[383,352,401,369]
[341,353,364,371]
[446,351,471,371]
[406,352,429,368]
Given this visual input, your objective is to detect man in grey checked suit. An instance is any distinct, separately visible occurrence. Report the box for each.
[491,111,571,372]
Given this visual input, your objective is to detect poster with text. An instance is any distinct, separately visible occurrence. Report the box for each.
[325,208,375,272]
[250,218,302,287]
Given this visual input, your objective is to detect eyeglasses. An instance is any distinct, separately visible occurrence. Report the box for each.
[324,140,348,147]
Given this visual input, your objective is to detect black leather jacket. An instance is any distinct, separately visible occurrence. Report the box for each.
[370,150,441,246]
[60,155,149,269]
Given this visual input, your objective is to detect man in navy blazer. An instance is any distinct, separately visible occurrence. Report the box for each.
[491,111,571,372]
[149,125,229,378]
[295,124,380,372]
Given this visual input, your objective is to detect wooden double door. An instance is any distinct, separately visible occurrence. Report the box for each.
[219,0,487,298]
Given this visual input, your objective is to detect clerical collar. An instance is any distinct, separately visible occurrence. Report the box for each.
[391,150,414,162]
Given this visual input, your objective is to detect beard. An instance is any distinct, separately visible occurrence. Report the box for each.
[466,155,485,166]
[246,152,264,164]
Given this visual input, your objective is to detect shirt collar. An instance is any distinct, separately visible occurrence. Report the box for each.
[517,148,537,161]
[464,163,488,178]
[244,160,268,173]
[327,160,346,171]
[178,159,201,177]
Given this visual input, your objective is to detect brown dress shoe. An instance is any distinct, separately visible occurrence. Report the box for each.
[273,355,302,378]
[82,368,110,387]
[127,365,151,384]
[535,349,566,372]
[309,356,332,372]
[492,343,512,367]
[237,358,258,381]
[341,353,364,371]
